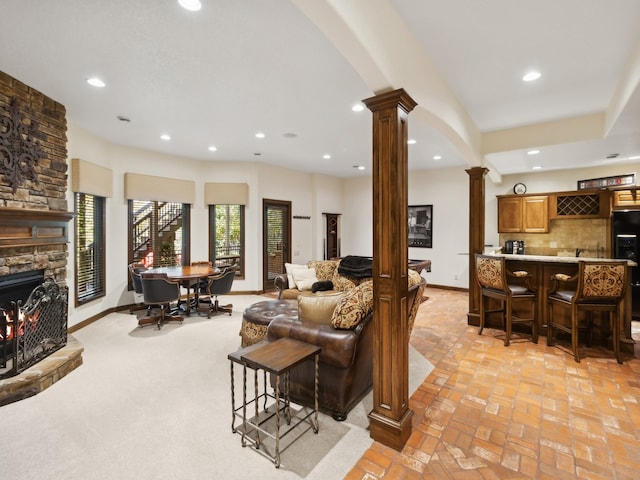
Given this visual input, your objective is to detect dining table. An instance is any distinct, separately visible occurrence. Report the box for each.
[145,265,218,315]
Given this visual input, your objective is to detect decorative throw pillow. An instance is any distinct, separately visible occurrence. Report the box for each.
[307,260,338,282]
[331,280,374,329]
[311,280,333,293]
[332,263,358,291]
[292,267,317,291]
[408,269,422,287]
[285,263,309,288]
[298,292,344,324]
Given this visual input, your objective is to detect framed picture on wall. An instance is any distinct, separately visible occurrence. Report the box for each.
[408,205,432,248]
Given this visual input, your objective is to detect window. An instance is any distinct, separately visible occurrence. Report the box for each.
[75,193,106,305]
[210,204,244,278]
[128,200,190,268]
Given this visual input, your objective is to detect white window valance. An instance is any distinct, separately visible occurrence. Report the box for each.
[125,173,195,204]
[71,158,113,198]
[204,182,248,205]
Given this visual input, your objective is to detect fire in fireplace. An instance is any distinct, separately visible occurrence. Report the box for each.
[0,275,68,379]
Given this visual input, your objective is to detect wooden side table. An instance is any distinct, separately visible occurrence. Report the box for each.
[228,338,321,468]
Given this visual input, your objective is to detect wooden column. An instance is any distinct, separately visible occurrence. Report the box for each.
[466,167,489,324]
[363,88,417,451]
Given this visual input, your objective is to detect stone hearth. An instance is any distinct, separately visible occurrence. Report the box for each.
[0,335,83,406]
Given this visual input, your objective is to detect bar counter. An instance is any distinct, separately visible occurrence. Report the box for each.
[487,253,635,354]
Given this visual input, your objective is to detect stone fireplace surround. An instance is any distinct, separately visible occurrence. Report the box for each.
[0,70,80,406]
[0,208,78,406]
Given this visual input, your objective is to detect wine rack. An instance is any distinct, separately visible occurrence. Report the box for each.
[554,193,604,217]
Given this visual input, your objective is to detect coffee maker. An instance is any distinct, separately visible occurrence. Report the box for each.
[504,240,525,254]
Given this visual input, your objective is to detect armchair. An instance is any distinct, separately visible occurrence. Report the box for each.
[128,262,149,314]
[198,266,236,318]
[140,272,184,329]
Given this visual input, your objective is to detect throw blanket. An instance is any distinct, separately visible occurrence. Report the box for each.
[338,255,373,279]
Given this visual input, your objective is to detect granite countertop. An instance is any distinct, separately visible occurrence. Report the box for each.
[489,253,638,267]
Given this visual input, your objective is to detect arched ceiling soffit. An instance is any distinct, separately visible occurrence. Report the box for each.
[293,0,483,169]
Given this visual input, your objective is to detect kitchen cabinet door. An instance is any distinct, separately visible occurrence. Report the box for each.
[522,196,549,232]
[497,195,549,233]
[497,196,522,232]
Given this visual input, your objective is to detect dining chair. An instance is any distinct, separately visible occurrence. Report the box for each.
[140,272,184,329]
[128,262,149,314]
[198,266,236,318]
[475,254,538,346]
[547,261,627,363]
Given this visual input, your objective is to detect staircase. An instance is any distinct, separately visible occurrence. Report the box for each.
[132,202,183,266]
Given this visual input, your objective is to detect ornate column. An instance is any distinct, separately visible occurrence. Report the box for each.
[363,88,417,451]
[466,167,489,324]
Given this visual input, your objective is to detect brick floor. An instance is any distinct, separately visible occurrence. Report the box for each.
[347,287,640,479]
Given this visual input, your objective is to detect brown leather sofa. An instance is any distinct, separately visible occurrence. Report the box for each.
[266,275,426,421]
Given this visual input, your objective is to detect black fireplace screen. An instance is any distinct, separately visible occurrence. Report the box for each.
[0,278,68,379]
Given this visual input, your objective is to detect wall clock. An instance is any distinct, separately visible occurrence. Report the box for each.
[513,183,527,195]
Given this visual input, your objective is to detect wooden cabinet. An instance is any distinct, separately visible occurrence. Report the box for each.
[613,189,640,208]
[498,195,549,233]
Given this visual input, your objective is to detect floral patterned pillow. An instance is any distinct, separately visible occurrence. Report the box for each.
[408,269,422,287]
[307,260,338,282]
[331,281,374,329]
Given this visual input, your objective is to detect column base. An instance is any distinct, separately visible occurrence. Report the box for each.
[368,407,414,451]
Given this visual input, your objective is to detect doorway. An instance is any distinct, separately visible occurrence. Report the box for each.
[263,199,291,292]
[324,213,340,260]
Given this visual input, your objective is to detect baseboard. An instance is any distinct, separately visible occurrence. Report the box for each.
[426,283,469,293]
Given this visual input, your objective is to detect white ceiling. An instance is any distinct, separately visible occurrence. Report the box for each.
[0,0,639,179]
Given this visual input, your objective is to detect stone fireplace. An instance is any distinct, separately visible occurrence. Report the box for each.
[1,275,67,378]
[0,70,81,405]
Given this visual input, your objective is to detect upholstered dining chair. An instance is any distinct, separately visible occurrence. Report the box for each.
[128,262,148,314]
[547,261,627,363]
[475,254,538,346]
[140,272,184,329]
[198,266,236,318]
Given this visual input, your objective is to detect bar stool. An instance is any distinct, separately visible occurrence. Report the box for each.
[547,261,627,363]
[475,254,538,346]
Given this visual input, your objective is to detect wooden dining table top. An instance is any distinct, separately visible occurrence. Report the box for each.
[145,265,217,281]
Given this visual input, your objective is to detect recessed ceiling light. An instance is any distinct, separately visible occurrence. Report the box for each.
[433,155,442,160]
[208,146,217,152]
[351,103,365,112]
[323,154,331,159]
[532,165,543,170]
[178,0,202,11]
[522,71,541,82]
[117,115,130,122]
[160,134,171,141]
[254,152,262,156]
[283,133,297,138]
[353,165,365,170]
[527,149,540,155]
[87,77,105,88]
[407,139,416,145]
[255,132,265,139]
[629,155,640,160]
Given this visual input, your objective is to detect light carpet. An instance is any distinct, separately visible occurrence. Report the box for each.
[0,295,433,479]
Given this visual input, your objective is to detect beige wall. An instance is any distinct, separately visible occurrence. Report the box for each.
[65,120,640,325]
[65,123,346,327]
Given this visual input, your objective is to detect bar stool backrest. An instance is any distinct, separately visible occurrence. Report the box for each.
[475,254,507,292]
[575,261,627,303]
